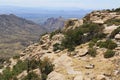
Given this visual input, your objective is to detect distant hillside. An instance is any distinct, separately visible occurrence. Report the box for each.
[42,17,65,32]
[0,14,46,58]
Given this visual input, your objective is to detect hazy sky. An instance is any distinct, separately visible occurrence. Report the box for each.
[0,0,120,9]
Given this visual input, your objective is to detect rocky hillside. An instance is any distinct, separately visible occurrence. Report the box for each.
[0,14,46,59]
[42,17,65,32]
[0,8,120,80]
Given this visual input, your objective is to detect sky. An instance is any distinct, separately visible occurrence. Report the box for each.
[0,0,120,10]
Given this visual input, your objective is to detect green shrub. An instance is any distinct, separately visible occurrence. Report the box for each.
[22,72,41,80]
[114,8,120,12]
[12,60,27,76]
[88,48,97,57]
[13,55,20,59]
[65,20,75,27]
[61,23,105,51]
[105,19,120,26]
[104,50,115,58]
[110,27,120,38]
[53,43,64,51]
[111,8,120,12]
[97,40,117,49]
[0,67,13,80]
[50,29,62,39]
[27,58,54,80]
[89,41,95,48]
[28,59,40,70]
[41,73,47,80]
[40,58,54,80]
[0,58,54,80]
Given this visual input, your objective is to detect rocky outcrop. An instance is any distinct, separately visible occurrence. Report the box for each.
[115,33,120,40]
[84,10,120,24]
[63,18,83,31]
[103,25,119,34]
[47,71,65,80]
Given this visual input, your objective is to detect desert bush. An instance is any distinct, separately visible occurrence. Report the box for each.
[65,20,75,27]
[0,67,13,80]
[13,55,20,59]
[40,58,54,80]
[0,58,54,80]
[53,43,63,51]
[22,72,41,80]
[104,50,115,58]
[110,27,120,38]
[88,48,97,57]
[50,29,62,39]
[111,8,120,12]
[97,39,117,49]
[61,23,105,51]
[28,59,40,70]
[89,41,95,48]
[12,60,27,76]
[105,19,120,26]
[27,58,54,80]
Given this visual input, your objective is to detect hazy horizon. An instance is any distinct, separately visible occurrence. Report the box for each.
[0,0,120,10]
[0,0,119,24]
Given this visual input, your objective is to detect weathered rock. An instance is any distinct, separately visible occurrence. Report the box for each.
[93,20,104,24]
[47,71,65,80]
[75,45,88,57]
[74,75,83,80]
[63,19,83,31]
[115,34,120,40]
[32,68,41,78]
[85,64,95,69]
[104,25,119,34]
[96,75,106,80]
[17,70,27,80]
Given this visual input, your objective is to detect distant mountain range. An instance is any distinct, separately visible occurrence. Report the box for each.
[0,14,46,58]
[0,6,92,24]
[42,17,65,32]
[0,6,92,59]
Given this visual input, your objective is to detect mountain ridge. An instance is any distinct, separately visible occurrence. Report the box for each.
[0,8,120,80]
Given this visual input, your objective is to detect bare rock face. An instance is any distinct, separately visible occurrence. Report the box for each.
[17,70,27,79]
[103,25,119,34]
[63,18,83,31]
[74,75,83,80]
[115,34,120,40]
[75,44,89,57]
[93,20,104,24]
[96,75,106,80]
[84,10,120,24]
[47,71,65,80]
[85,64,95,69]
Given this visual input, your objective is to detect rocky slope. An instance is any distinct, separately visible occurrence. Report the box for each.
[0,14,46,59]
[0,9,120,80]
